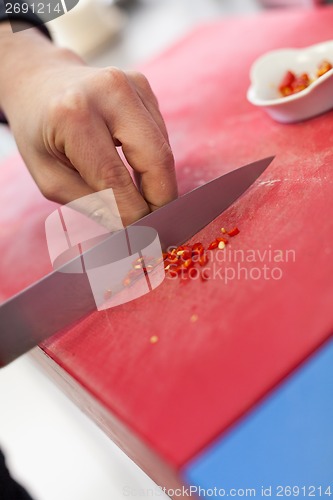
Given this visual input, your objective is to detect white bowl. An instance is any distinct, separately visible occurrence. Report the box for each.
[247,41,333,123]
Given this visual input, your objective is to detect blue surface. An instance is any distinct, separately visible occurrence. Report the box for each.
[183,338,333,498]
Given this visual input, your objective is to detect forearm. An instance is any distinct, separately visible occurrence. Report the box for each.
[0,22,83,122]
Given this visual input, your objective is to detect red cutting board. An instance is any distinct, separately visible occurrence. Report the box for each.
[1,6,333,484]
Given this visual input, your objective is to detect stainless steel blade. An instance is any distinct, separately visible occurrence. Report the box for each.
[0,156,273,366]
[134,156,274,249]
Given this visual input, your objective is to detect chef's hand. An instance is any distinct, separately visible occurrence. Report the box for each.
[0,24,177,225]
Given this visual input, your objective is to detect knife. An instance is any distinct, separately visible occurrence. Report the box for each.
[0,156,274,366]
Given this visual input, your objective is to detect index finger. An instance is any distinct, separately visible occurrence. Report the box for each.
[104,86,178,211]
[62,115,151,225]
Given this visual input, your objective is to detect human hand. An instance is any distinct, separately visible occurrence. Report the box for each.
[0,25,178,225]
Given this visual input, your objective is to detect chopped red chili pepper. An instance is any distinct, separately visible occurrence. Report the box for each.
[317,60,332,78]
[176,245,192,260]
[278,70,311,96]
[216,237,228,244]
[162,225,239,281]
[182,258,194,270]
[166,253,179,264]
[278,70,296,97]
[198,253,209,266]
[167,263,183,278]
[208,240,218,250]
[192,242,204,256]
[292,73,310,94]
[227,227,240,237]
[278,60,332,98]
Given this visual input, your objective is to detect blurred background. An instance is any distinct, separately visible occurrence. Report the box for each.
[49,0,322,65]
[0,0,327,499]
[50,0,262,65]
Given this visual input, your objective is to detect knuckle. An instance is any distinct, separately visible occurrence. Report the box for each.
[129,71,158,102]
[48,90,89,124]
[100,66,129,93]
[128,70,149,87]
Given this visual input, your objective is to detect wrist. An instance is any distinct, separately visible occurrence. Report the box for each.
[0,23,84,120]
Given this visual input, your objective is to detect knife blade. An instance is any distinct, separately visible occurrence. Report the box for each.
[0,156,273,366]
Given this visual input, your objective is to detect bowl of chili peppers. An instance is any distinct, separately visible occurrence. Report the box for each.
[247,41,333,123]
